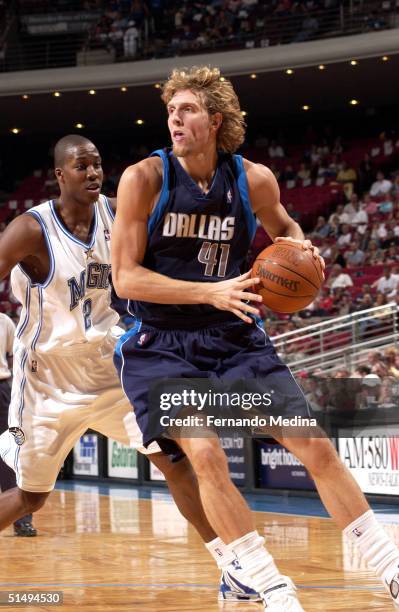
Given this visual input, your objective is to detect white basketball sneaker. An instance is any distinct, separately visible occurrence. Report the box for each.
[261,576,304,611]
[219,560,262,602]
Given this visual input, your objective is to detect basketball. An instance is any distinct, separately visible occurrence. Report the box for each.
[251,239,323,313]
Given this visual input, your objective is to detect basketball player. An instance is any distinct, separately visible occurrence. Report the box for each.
[111,67,399,610]
[0,312,36,536]
[0,134,260,603]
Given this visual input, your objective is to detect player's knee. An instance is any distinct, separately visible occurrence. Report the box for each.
[301,438,342,478]
[190,442,229,483]
[20,490,49,513]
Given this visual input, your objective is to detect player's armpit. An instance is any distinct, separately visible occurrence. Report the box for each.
[0,214,44,280]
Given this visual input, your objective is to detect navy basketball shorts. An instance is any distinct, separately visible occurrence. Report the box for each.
[113,319,313,456]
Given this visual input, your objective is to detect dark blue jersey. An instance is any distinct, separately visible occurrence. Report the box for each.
[132,148,257,329]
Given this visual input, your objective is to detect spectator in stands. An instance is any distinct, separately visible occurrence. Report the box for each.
[343,193,359,217]
[370,221,386,241]
[364,239,384,265]
[310,215,331,240]
[320,243,345,267]
[370,171,393,197]
[381,229,399,250]
[297,163,311,181]
[337,223,352,247]
[350,198,368,234]
[357,227,371,252]
[362,192,378,215]
[353,293,374,312]
[325,154,340,178]
[384,348,399,379]
[329,203,350,225]
[281,165,296,182]
[268,140,285,158]
[293,10,319,42]
[344,241,365,267]
[327,213,340,237]
[123,20,139,57]
[378,192,394,214]
[372,266,399,295]
[384,245,399,265]
[336,161,357,186]
[352,365,372,378]
[326,264,353,290]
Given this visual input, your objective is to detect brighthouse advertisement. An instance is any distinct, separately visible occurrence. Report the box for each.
[338,427,399,494]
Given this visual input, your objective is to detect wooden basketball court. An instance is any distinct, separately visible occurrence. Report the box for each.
[0,484,394,610]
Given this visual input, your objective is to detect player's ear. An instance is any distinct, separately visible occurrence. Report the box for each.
[55,167,64,182]
[211,112,222,131]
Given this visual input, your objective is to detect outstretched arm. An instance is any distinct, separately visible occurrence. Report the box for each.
[111,158,261,324]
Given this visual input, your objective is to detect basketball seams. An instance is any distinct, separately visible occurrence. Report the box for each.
[253,257,319,291]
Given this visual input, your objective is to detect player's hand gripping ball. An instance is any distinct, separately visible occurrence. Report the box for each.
[251,238,324,313]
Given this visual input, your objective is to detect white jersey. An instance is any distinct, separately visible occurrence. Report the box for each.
[11,195,119,354]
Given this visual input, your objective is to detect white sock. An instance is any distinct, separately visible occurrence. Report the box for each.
[344,510,399,585]
[227,530,284,594]
[205,537,236,570]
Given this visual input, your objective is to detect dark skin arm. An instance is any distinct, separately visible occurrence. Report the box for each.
[0,215,49,284]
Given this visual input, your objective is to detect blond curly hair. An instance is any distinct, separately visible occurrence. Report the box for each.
[161,66,245,154]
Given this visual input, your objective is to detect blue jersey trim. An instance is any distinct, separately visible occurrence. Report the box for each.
[233,155,257,242]
[31,287,43,351]
[103,195,115,220]
[16,285,30,339]
[25,210,56,288]
[115,320,142,358]
[148,150,170,235]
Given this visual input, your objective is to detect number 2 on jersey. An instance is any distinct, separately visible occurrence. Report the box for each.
[198,242,230,277]
[83,298,92,330]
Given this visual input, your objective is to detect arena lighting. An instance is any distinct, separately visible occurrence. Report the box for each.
[10,128,21,134]
[120,86,128,92]
[382,55,389,61]
[22,94,29,100]
[219,76,226,81]
[350,99,359,106]
[350,60,358,66]
[135,119,144,125]
[241,111,248,116]
[302,105,310,111]
[75,123,84,129]
[154,83,161,88]
[250,73,257,79]
[53,91,61,97]
[318,64,325,70]
[285,68,294,75]
[88,89,96,95]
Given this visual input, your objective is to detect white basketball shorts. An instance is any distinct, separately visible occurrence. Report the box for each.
[0,331,160,492]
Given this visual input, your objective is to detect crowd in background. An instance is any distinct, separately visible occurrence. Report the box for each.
[82,0,381,61]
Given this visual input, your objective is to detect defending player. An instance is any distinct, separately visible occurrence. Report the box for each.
[0,135,260,603]
[112,67,399,610]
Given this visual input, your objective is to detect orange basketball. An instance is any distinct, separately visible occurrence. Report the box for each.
[251,239,323,313]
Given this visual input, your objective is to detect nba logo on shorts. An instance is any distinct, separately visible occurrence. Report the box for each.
[226,189,232,203]
[104,229,110,241]
[9,427,25,446]
[31,360,38,372]
[137,333,149,347]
